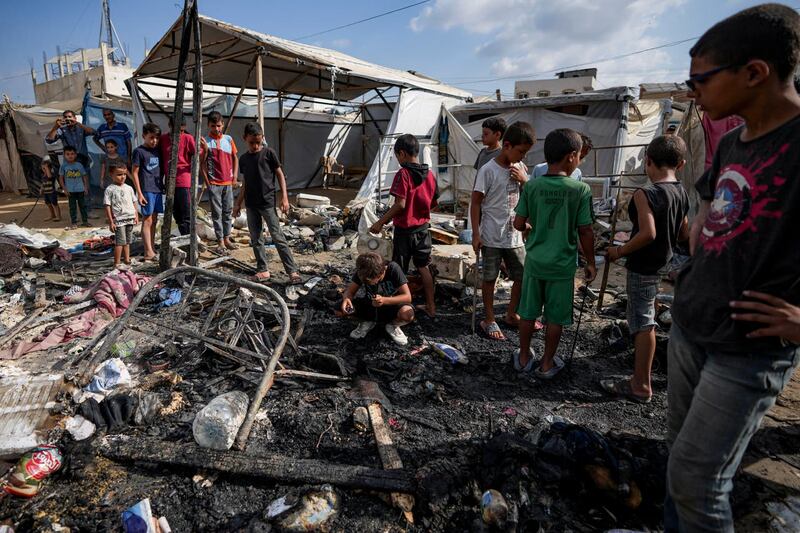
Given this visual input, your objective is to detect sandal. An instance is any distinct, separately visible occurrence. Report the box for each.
[535,356,565,380]
[289,272,302,284]
[254,271,271,282]
[513,347,536,373]
[480,320,506,341]
[600,377,651,404]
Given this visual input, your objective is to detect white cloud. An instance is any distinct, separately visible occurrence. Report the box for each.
[331,38,351,49]
[411,0,689,86]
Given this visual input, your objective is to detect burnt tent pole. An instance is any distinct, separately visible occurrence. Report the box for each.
[189,3,203,265]
[159,0,195,271]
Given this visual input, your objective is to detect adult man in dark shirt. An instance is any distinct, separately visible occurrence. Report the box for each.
[665,5,800,531]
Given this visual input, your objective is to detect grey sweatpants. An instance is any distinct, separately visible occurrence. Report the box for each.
[209,184,232,241]
[246,205,298,275]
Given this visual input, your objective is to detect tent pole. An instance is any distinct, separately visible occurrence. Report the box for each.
[256,53,264,133]
[159,0,194,272]
[278,92,285,163]
[136,84,170,119]
[189,1,203,266]
[223,53,258,135]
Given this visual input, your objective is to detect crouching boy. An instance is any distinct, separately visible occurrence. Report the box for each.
[340,252,414,346]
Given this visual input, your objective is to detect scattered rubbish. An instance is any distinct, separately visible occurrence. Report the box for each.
[157,517,172,533]
[353,406,369,432]
[604,323,627,352]
[277,485,339,532]
[767,496,800,533]
[193,391,250,450]
[481,489,509,528]
[192,472,218,489]
[157,288,182,309]
[658,310,672,326]
[65,415,96,441]
[79,395,136,431]
[431,342,469,365]
[3,445,63,498]
[85,358,132,395]
[297,193,332,209]
[266,494,297,518]
[111,340,137,359]
[122,498,156,533]
[655,293,674,304]
[134,392,163,425]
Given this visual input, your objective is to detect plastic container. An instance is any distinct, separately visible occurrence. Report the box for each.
[192,391,249,450]
[431,343,469,365]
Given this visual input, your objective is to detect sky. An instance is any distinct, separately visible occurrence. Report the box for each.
[0,0,793,104]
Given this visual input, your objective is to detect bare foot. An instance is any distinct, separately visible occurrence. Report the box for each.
[289,272,302,284]
[255,271,271,281]
[480,320,506,340]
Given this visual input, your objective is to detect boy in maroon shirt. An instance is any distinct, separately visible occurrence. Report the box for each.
[160,117,196,235]
[370,134,439,318]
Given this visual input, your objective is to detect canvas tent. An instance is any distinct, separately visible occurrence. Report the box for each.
[129,13,469,194]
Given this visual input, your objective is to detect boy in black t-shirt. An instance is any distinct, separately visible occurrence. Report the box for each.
[600,135,689,403]
[339,252,414,346]
[233,123,300,284]
[661,5,800,531]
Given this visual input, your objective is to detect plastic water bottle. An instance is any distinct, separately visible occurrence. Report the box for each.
[192,391,249,450]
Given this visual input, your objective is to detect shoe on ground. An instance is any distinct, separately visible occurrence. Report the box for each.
[513,347,536,373]
[535,356,565,380]
[350,321,376,339]
[385,323,408,346]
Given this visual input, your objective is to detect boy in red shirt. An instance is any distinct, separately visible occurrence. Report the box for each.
[201,111,238,252]
[160,117,196,235]
[370,134,438,318]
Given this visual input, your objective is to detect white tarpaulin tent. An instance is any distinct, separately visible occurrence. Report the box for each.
[449,87,639,184]
[135,15,470,101]
[354,90,465,203]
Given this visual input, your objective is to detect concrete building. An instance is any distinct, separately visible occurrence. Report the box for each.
[514,68,598,99]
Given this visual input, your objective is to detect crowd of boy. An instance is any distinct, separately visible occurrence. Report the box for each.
[338,5,800,531]
[33,4,800,529]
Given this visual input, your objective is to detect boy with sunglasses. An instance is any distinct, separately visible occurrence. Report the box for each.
[666,4,800,531]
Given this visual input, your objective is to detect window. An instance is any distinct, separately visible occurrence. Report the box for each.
[517,92,529,99]
[537,90,551,97]
[562,88,576,95]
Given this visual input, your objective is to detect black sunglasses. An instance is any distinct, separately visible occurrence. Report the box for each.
[685,64,741,91]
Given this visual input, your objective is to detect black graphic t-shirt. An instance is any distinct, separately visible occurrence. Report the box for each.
[673,114,800,352]
[351,261,408,299]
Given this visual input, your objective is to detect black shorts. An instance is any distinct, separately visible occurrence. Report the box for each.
[345,298,407,324]
[392,224,432,273]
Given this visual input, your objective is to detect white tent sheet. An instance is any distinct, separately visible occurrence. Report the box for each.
[354,90,463,202]
[135,14,470,101]
[429,105,480,205]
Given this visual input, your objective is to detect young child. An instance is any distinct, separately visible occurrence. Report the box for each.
[161,117,196,236]
[513,129,596,377]
[600,135,690,403]
[131,122,163,261]
[100,139,127,190]
[473,117,507,171]
[663,6,800,530]
[202,111,238,252]
[58,146,90,229]
[233,122,301,283]
[369,134,438,318]
[104,163,139,269]
[470,121,534,341]
[40,159,61,222]
[531,133,593,180]
[339,252,414,346]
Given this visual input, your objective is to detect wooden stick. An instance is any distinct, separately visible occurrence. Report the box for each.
[597,183,624,311]
[0,308,46,348]
[98,435,416,493]
[368,403,415,524]
[471,249,480,334]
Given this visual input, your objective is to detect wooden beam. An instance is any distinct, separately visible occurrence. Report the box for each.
[368,403,415,524]
[256,53,264,134]
[98,435,416,493]
[189,7,204,266]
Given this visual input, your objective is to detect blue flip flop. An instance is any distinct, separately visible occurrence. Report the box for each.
[513,348,536,373]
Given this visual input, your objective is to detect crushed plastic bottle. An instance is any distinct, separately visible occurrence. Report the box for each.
[481,489,508,528]
[192,391,249,450]
[431,343,469,365]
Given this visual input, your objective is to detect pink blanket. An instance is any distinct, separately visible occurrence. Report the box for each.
[64,270,151,317]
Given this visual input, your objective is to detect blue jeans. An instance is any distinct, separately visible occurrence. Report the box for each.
[665,323,799,532]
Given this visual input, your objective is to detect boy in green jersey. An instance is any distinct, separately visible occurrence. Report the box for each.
[513,128,596,378]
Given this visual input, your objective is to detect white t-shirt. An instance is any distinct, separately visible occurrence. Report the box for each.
[531,162,583,180]
[473,159,524,249]
[103,183,138,225]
